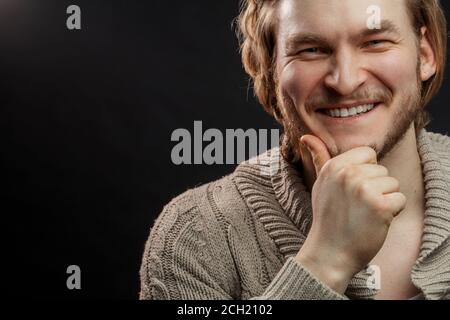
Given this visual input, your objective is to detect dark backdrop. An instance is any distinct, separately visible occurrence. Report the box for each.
[1,0,449,299]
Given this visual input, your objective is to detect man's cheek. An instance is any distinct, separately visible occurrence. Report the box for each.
[280,65,318,110]
[369,54,417,87]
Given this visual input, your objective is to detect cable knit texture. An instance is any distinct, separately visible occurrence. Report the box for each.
[140,130,450,300]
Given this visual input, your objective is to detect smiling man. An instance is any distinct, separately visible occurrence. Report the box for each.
[140,0,450,300]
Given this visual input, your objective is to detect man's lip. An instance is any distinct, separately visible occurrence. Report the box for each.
[316,100,381,111]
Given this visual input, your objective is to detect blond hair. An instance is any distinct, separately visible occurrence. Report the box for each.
[236,0,447,161]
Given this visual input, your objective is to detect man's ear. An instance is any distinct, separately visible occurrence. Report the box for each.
[419,26,437,81]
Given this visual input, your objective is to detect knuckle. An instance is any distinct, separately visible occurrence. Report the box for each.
[379,165,389,176]
[346,165,360,177]
[392,178,400,191]
[337,167,355,187]
[371,198,388,214]
[398,193,407,207]
[375,201,388,213]
[365,147,377,159]
[358,146,376,159]
[323,160,338,174]
[355,180,371,197]
[377,193,406,216]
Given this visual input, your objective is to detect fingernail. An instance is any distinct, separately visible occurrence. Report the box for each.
[301,140,310,152]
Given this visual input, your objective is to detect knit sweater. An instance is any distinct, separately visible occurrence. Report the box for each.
[140,130,450,300]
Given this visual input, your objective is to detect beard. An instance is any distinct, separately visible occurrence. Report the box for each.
[373,83,421,161]
[276,65,423,163]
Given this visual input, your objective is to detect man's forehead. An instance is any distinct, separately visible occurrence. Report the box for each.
[277,0,410,35]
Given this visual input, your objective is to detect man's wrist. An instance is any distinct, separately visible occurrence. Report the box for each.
[295,248,354,295]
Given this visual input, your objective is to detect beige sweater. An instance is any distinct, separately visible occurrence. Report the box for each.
[140,130,450,300]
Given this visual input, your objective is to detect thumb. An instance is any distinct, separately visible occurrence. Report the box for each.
[300,135,331,175]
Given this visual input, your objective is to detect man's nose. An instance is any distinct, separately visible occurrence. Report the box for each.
[323,49,367,96]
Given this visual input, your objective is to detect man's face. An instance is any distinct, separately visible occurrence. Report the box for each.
[275,0,435,159]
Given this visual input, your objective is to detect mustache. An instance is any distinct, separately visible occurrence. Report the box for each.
[304,87,393,111]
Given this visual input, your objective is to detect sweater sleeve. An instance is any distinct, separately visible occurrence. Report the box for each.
[140,188,348,300]
[251,258,348,300]
[139,191,237,300]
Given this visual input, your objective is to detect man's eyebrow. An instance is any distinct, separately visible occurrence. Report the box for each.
[354,19,402,41]
[284,19,401,54]
[284,33,330,54]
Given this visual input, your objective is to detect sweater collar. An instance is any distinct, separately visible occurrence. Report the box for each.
[411,130,450,299]
[415,130,450,256]
[269,129,450,299]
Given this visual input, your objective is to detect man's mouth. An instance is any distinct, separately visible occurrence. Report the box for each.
[317,102,382,118]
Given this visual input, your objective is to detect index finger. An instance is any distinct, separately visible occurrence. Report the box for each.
[327,146,378,172]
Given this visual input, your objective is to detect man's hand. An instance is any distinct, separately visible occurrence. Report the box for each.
[295,135,406,294]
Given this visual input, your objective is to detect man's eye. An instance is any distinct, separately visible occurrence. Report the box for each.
[299,47,322,54]
[366,39,388,47]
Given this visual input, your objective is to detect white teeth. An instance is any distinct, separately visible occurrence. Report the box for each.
[324,103,376,118]
[348,107,357,116]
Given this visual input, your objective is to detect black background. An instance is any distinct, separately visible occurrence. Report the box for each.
[1,0,449,299]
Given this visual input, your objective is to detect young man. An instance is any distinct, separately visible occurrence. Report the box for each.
[140,0,450,300]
